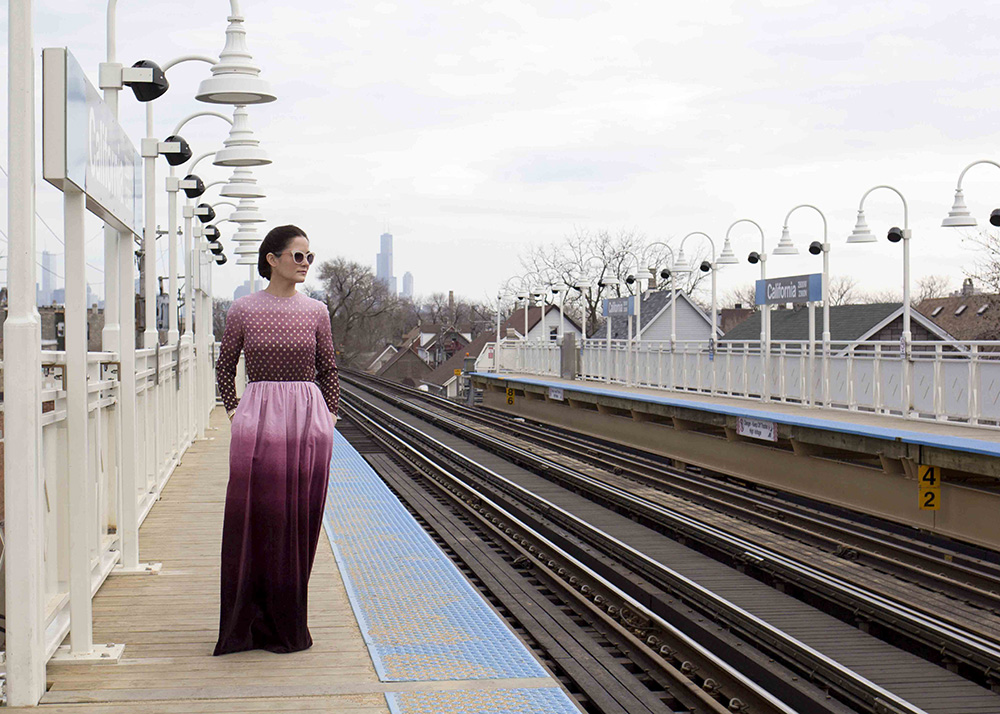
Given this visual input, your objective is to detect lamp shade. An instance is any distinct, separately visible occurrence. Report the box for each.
[847,210,876,243]
[772,226,799,255]
[716,238,739,265]
[234,242,260,256]
[598,277,619,288]
[124,59,169,102]
[196,12,276,105]
[220,168,265,198]
[574,280,593,292]
[672,249,691,273]
[230,198,266,224]
[942,188,976,228]
[163,135,193,166]
[634,267,653,281]
[213,107,271,167]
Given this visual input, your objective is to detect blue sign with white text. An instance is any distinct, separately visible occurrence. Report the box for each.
[755,273,822,306]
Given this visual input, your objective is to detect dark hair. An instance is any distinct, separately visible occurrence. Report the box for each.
[258,225,308,279]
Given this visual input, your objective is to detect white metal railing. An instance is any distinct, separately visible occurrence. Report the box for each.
[487,338,1000,428]
[1,340,216,668]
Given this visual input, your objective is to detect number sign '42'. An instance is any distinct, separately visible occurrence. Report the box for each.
[918,465,941,511]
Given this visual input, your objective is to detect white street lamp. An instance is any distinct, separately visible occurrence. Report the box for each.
[214,106,271,166]
[195,1,278,105]
[941,160,1000,228]
[220,167,266,198]
[849,185,912,415]
[726,219,769,400]
[777,204,831,406]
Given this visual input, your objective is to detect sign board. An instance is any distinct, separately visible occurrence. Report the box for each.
[919,488,940,511]
[505,387,515,406]
[454,369,462,376]
[918,464,941,511]
[736,416,778,442]
[602,295,635,317]
[548,386,564,401]
[917,465,940,488]
[43,48,142,236]
[754,274,822,306]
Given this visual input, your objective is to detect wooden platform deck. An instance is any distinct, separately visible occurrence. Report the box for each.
[17,408,390,713]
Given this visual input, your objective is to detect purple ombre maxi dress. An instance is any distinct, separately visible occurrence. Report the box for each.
[213,291,340,655]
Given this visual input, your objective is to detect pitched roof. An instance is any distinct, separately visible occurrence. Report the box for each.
[916,294,1000,341]
[718,302,962,343]
[590,289,716,340]
[375,342,430,377]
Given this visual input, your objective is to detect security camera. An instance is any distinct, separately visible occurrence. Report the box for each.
[699,260,711,273]
[209,243,224,255]
[551,286,559,294]
[659,268,671,280]
[204,224,221,241]
[808,241,822,255]
[748,251,760,264]
[887,226,903,243]
[625,274,636,285]
[215,254,228,265]
[196,203,217,224]
[990,210,1000,227]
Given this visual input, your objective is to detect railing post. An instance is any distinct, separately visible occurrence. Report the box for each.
[934,343,944,420]
[968,344,979,424]
[847,345,856,410]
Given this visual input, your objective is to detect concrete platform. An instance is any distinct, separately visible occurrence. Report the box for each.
[474,372,1000,549]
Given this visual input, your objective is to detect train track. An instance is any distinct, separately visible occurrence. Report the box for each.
[336,376,997,712]
[344,371,1000,683]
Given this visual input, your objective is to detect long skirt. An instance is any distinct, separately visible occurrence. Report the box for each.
[214,380,334,656]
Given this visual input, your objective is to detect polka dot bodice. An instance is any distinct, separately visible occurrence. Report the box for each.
[216,291,340,415]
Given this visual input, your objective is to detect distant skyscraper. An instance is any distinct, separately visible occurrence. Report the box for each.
[402,271,414,299]
[234,279,253,301]
[376,232,397,295]
[37,249,57,305]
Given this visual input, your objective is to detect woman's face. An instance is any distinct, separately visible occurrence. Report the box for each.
[269,235,312,284]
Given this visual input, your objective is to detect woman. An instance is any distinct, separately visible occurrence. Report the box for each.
[214,224,339,655]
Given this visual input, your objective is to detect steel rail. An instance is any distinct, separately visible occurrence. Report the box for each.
[343,387,930,714]
[345,373,1000,673]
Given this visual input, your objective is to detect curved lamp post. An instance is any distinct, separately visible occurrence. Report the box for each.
[941,159,1000,229]
[776,205,831,406]
[726,218,771,401]
[849,185,912,414]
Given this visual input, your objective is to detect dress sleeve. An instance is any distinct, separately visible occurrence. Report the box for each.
[216,301,244,413]
[315,306,340,416]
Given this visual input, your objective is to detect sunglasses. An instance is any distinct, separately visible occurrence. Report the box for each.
[273,250,315,265]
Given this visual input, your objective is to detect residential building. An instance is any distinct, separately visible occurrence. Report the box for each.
[590,289,720,342]
[917,282,1000,341]
[721,302,954,347]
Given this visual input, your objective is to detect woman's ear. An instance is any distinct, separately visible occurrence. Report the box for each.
[266,252,278,268]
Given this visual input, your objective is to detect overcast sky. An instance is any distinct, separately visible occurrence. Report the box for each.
[2,1,999,306]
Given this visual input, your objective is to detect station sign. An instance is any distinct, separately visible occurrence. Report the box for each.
[736,416,777,442]
[918,464,941,511]
[42,47,142,236]
[602,295,635,317]
[754,273,822,306]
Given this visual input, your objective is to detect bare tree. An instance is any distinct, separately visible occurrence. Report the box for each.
[722,282,759,310]
[915,274,952,303]
[965,230,1000,293]
[213,298,232,341]
[313,258,401,367]
[827,276,859,306]
[516,228,708,336]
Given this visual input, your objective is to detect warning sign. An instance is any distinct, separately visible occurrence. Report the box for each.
[506,387,515,406]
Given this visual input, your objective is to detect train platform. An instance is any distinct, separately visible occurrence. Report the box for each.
[16,408,578,714]
[472,372,1000,549]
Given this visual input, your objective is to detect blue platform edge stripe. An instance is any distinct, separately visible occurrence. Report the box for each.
[474,373,1000,458]
[385,687,582,714]
[322,430,552,683]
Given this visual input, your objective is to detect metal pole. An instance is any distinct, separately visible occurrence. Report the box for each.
[711,265,717,395]
[822,239,830,406]
[606,315,612,383]
[142,103,158,347]
[64,186,95,653]
[167,178,179,344]
[494,295,501,372]
[5,0,47,702]
[902,228,912,415]
[670,282,676,388]
[808,302,816,407]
